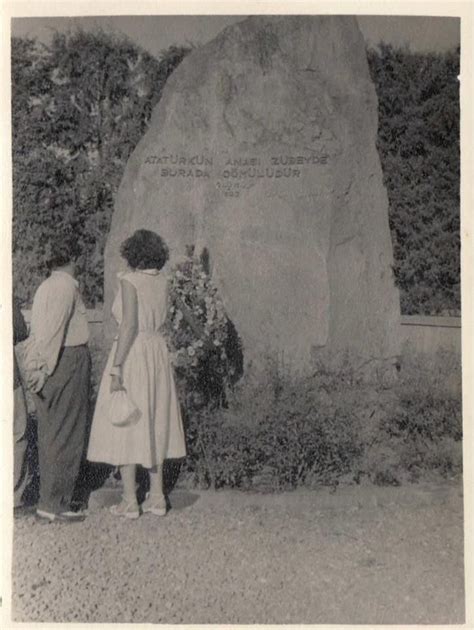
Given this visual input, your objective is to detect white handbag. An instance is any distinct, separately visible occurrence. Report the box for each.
[109,389,141,427]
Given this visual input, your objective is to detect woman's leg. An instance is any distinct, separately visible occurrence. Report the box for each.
[120,464,137,502]
[148,464,164,499]
[143,464,166,515]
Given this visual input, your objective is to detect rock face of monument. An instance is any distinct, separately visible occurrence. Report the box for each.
[105,16,401,369]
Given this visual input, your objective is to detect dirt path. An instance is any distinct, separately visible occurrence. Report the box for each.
[11,481,464,624]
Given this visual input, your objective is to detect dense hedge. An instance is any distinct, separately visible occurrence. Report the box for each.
[11,34,460,314]
[367,44,460,315]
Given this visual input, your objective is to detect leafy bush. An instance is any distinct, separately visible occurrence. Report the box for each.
[181,360,357,490]
[179,353,462,490]
[359,351,463,484]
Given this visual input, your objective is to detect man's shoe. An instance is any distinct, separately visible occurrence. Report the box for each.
[36,509,86,523]
[55,510,86,522]
[35,509,56,523]
[14,505,36,518]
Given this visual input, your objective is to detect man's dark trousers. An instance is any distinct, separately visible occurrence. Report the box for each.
[34,345,91,513]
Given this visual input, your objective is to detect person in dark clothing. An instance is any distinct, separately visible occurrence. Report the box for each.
[13,296,29,509]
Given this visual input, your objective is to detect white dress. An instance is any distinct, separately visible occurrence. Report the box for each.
[87,269,186,467]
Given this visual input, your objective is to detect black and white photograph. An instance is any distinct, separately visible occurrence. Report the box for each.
[2,2,470,626]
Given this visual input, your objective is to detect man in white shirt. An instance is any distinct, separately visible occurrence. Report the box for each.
[26,239,91,523]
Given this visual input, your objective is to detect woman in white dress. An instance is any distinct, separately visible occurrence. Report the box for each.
[87,229,186,518]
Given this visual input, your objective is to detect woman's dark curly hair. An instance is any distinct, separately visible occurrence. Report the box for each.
[120,229,169,270]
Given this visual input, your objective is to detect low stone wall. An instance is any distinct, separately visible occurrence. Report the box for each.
[400,315,461,358]
[21,310,462,361]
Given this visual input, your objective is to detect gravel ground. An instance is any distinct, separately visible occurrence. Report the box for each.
[11,481,464,624]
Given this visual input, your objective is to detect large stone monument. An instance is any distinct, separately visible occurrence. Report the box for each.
[105,15,401,370]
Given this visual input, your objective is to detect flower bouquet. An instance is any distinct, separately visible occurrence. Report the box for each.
[163,252,237,408]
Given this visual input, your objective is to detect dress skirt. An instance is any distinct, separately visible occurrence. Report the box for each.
[87,332,186,468]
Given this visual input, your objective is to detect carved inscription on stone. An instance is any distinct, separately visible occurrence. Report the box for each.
[144,151,329,197]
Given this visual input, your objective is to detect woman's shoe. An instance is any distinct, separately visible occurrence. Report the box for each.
[110,499,140,519]
[141,493,167,516]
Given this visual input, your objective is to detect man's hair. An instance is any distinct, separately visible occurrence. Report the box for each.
[46,237,81,271]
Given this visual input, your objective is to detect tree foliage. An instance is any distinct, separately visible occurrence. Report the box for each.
[11,30,190,305]
[367,44,460,315]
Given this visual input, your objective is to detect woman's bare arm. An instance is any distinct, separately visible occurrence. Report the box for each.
[113,279,138,368]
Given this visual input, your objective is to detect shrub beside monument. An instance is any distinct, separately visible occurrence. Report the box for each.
[179,352,462,490]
